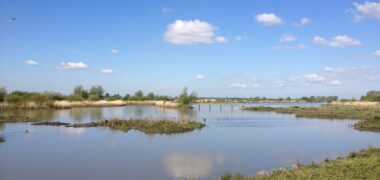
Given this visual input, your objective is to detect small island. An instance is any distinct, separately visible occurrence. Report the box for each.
[32,119,205,135]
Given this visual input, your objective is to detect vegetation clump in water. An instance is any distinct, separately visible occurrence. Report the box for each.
[0,135,4,143]
[222,147,380,180]
[31,119,205,134]
[241,105,380,132]
[99,119,205,134]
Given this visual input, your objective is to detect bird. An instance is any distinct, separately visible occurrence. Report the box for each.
[11,17,16,21]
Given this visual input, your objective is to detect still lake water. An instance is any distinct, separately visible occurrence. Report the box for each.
[1,103,380,180]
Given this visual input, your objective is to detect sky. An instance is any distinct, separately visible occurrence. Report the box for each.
[0,0,379,98]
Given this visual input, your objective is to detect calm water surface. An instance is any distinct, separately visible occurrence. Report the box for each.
[1,103,380,180]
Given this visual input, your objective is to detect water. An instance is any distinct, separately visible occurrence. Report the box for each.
[1,103,379,180]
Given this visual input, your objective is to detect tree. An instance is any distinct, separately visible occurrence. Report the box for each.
[123,94,130,101]
[73,85,87,100]
[0,87,6,102]
[147,92,155,100]
[361,91,380,102]
[134,90,144,100]
[178,87,197,107]
[88,86,105,101]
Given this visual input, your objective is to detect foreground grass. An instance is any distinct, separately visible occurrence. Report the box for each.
[222,147,380,180]
[241,105,380,132]
[99,119,205,134]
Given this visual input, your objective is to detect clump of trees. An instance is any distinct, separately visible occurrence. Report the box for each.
[0,87,6,102]
[177,87,197,107]
[300,96,338,103]
[123,90,173,101]
[361,91,380,102]
[2,89,64,108]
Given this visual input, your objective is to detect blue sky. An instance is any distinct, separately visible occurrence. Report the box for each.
[0,0,379,98]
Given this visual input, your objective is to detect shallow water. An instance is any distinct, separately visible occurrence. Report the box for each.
[1,103,380,180]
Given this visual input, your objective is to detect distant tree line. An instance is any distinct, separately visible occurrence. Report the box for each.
[361,91,380,102]
[0,85,181,106]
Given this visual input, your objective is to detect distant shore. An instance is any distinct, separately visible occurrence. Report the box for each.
[0,100,181,110]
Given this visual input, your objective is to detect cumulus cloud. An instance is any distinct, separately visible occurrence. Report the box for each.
[300,74,343,86]
[351,1,380,21]
[164,20,227,44]
[101,69,114,74]
[313,35,361,48]
[304,74,326,83]
[280,34,297,42]
[235,36,244,42]
[255,13,283,26]
[273,44,306,50]
[111,49,119,54]
[373,50,380,57]
[57,62,88,70]
[294,17,311,26]
[25,59,38,66]
[196,75,205,80]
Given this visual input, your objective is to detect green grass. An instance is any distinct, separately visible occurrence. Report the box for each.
[222,147,380,180]
[241,105,380,132]
[99,119,205,134]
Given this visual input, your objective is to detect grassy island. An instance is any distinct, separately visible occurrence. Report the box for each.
[241,105,380,132]
[222,147,380,180]
[32,119,205,135]
[98,119,205,134]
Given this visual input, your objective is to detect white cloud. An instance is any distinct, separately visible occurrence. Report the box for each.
[326,80,343,86]
[25,59,38,66]
[215,36,228,43]
[273,44,306,50]
[111,49,119,54]
[57,62,88,70]
[280,34,297,42]
[294,17,311,26]
[101,69,114,74]
[164,20,226,45]
[373,50,380,57]
[304,74,326,83]
[352,1,380,21]
[162,7,171,13]
[196,75,205,80]
[313,35,361,48]
[324,67,352,74]
[228,83,261,89]
[255,13,283,26]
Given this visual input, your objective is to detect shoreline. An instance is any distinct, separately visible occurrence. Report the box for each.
[222,146,380,179]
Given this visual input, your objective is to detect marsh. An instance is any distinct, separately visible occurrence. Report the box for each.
[1,103,380,179]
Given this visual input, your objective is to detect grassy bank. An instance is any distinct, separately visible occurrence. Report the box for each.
[241,105,380,132]
[31,119,205,134]
[222,147,380,180]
